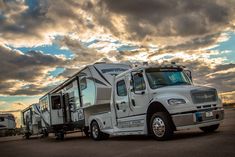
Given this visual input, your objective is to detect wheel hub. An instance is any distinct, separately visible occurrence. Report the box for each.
[92,124,99,138]
[152,117,165,137]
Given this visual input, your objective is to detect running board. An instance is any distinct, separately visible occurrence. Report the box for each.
[102,128,145,136]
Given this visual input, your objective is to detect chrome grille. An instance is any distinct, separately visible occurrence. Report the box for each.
[191,89,217,104]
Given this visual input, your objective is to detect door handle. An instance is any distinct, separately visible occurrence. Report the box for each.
[116,104,119,110]
[132,99,136,106]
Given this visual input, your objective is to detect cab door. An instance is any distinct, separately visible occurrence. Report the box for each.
[115,76,130,119]
[129,71,150,116]
[49,93,64,125]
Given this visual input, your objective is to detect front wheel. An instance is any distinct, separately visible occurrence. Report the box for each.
[200,124,220,133]
[150,112,174,140]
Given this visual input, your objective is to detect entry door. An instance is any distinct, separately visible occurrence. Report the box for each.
[49,93,64,125]
[129,72,150,116]
[115,77,130,119]
[62,93,71,123]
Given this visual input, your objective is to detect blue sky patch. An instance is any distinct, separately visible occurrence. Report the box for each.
[210,32,235,63]
[16,44,74,58]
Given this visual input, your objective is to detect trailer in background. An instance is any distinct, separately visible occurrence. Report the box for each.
[21,103,47,139]
[39,62,131,139]
[0,113,16,137]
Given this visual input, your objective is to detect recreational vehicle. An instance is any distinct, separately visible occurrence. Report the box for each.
[0,113,16,136]
[39,62,131,139]
[88,63,224,140]
[21,103,47,139]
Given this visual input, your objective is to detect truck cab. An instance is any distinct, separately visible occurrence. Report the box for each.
[88,64,224,140]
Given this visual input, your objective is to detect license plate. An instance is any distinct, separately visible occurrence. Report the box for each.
[206,111,213,117]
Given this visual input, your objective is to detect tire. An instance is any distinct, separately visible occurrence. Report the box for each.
[43,130,48,137]
[200,124,220,133]
[150,112,174,140]
[90,121,109,141]
[25,133,30,139]
[83,127,90,137]
[56,131,64,140]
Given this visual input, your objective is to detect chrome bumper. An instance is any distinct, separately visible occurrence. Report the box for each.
[172,108,224,130]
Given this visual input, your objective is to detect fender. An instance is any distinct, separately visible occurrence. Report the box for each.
[89,116,104,130]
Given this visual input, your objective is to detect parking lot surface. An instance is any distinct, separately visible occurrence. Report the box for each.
[1,109,234,157]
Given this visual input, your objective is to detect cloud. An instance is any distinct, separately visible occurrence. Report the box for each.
[90,0,235,40]
[0,0,92,46]
[0,43,67,95]
[55,36,105,65]
[1,0,234,48]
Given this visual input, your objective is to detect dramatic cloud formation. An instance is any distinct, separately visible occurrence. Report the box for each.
[0,0,234,109]
[0,43,67,95]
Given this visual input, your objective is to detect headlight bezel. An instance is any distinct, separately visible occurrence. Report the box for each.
[168,98,186,105]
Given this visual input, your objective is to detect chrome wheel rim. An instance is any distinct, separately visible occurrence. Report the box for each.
[92,124,99,138]
[152,117,165,137]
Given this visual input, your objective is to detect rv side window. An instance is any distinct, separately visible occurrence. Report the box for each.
[40,98,48,112]
[81,78,96,106]
[51,96,62,109]
[0,117,4,122]
[117,80,127,96]
[133,73,146,91]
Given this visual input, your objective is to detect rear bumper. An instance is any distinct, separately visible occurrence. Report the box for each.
[171,108,224,130]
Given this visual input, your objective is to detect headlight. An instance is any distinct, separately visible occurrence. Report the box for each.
[168,99,186,105]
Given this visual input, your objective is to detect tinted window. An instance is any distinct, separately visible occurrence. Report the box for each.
[117,80,127,96]
[51,96,62,109]
[0,117,4,122]
[81,78,96,106]
[133,73,146,91]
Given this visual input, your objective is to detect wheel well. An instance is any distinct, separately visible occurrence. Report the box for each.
[90,119,98,130]
[146,102,176,133]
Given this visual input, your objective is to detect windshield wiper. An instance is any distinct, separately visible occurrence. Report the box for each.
[153,84,168,88]
[170,81,190,85]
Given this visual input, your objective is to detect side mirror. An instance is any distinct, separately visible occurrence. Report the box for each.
[185,70,192,81]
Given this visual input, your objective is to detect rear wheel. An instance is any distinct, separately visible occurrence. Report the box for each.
[150,112,174,140]
[43,130,49,137]
[56,131,64,140]
[90,121,109,141]
[200,124,219,133]
[25,133,30,139]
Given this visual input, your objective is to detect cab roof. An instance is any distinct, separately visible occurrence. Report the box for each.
[116,64,185,78]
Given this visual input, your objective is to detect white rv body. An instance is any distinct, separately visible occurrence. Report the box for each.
[0,114,16,136]
[21,103,45,138]
[39,63,131,139]
[88,64,224,140]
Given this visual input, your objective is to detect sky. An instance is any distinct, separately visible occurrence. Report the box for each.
[0,0,235,126]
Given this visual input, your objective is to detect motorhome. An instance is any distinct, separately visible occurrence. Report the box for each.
[88,63,224,140]
[21,103,46,139]
[39,62,131,139]
[0,113,16,136]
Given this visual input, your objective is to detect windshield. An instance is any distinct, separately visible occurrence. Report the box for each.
[146,68,192,89]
